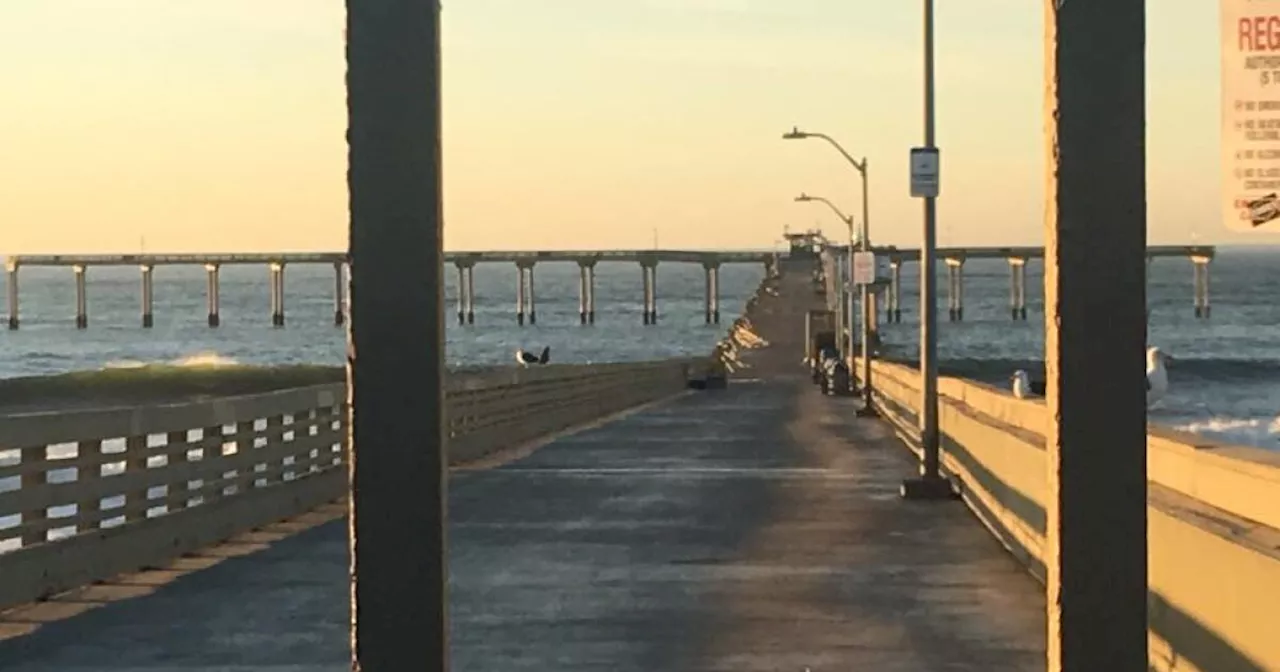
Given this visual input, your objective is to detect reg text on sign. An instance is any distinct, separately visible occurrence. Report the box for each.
[1221,0,1280,231]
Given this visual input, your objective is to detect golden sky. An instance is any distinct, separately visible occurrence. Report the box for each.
[1,1,1274,253]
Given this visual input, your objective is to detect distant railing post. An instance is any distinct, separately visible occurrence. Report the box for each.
[1043,1,1148,670]
[346,0,447,671]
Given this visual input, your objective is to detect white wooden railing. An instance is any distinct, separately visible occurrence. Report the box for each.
[0,358,701,610]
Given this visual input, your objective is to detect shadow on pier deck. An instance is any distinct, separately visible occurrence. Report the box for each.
[0,261,1045,671]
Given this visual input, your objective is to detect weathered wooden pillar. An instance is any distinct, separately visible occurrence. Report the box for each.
[346,0,447,669]
[1043,0,1148,669]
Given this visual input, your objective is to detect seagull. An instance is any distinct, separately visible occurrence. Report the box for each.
[1146,346,1172,407]
[515,345,550,367]
[1011,369,1045,398]
[1010,348,1172,407]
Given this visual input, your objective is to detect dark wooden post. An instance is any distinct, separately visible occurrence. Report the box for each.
[346,1,448,670]
[1043,0,1148,669]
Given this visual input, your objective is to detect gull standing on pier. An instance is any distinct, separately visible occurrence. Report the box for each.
[515,346,550,366]
[1146,346,1171,407]
[1011,348,1170,408]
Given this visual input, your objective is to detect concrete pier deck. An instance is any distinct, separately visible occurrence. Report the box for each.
[0,263,1045,670]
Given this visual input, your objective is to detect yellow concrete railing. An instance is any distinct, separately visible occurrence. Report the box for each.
[860,358,1280,672]
[0,359,700,611]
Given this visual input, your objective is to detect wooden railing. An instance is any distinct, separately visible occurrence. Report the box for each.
[858,358,1280,672]
[0,358,700,610]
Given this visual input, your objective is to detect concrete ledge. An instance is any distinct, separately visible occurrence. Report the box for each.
[860,357,1280,671]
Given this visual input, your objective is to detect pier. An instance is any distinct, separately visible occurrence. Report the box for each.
[0,257,1276,670]
[2,250,773,330]
[3,243,1214,330]
[2,0,1271,668]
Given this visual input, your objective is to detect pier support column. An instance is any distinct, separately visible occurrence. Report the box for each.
[466,264,475,324]
[945,258,964,321]
[577,260,595,325]
[140,265,155,328]
[586,262,596,324]
[73,265,88,329]
[5,261,17,330]
[640,260,658,325]
[334,262,347,326]
[1043,0,1149,668]
[206,264,221,327]
[703,260,721,324]
[269,262,286,327]
[1192,256,1211,319]
[1009,257,1028,321]
[454,262,469,326]
[527,264,537,325]
[888,260,901,323]
[515,261,535,326]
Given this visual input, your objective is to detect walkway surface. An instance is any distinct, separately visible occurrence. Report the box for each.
[0,259,1046,671]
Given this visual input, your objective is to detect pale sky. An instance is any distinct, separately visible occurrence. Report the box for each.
[0,1,1273,253]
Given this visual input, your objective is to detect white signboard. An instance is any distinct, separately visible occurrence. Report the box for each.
[852,251,876,285]
[910,147,940,198]
[1222,0,1280,231]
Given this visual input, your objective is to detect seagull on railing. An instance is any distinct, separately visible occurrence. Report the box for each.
[1147,346,1172,407]
[515,346,550,367]
[1011,369,1045,399]
[1011,348,1172,407]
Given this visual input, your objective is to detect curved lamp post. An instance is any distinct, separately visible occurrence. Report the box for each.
[793,193,856,380]
[785,128,876,415]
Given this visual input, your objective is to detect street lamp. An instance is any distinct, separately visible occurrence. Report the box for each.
[784,128,876,416]
[793,193,855,386]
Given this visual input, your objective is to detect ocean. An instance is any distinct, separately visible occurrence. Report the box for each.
[1,249,1276,451]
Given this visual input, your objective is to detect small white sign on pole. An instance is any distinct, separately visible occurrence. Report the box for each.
[852,251,876,285]
[910,147,940,198]
[1221,0,1280,231]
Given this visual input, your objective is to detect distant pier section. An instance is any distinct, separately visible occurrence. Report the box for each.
[2,250,778,330]
[819,243,1216,324]
[3,243,1215,330]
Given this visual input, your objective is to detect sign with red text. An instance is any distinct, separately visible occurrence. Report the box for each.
[1222,0,1280,230]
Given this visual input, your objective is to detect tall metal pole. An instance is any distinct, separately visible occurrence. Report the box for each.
[1044,0,1148,668]
[919,0,940,477]
[346,0,447,670]
[901,0,951,500]
[857,161,876,415]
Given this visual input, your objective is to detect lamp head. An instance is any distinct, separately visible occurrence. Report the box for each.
[794,193,813,202]
[782,126,809,140]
